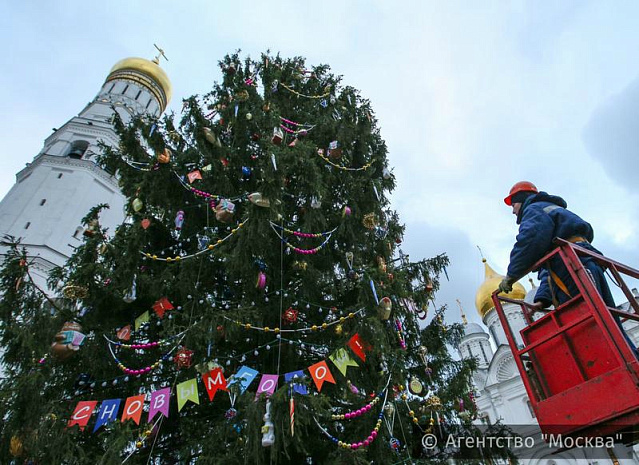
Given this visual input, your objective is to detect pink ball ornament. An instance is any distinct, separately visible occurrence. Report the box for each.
[345,413,352,420]
[371,431,378,439]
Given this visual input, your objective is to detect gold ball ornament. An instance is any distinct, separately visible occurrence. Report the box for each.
[335,324,343,335]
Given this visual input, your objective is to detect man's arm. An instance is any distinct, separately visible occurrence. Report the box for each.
[506,205,555,280]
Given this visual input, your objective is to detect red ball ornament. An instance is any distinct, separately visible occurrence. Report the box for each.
[174,347,194,369]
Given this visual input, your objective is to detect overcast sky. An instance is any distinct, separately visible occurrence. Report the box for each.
[2,1,639,327]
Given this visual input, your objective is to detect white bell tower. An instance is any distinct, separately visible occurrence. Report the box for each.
[0,50,171,291]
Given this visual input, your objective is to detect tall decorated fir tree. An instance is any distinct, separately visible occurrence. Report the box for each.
[0,52,513,464]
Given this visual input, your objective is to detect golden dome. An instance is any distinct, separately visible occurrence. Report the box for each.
[475,259,526,319]
[106,57,172,111]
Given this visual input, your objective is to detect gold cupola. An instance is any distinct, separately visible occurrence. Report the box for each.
[475,259,526,319]
[105,57,172,112]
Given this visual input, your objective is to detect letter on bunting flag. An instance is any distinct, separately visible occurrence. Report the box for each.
[68,400,98,430]
[202,367,228,401]
[329,348,359,377]
[148,387,171,422]
[121,395,145,425]
[93,399,121,432]
[347,333,372,361]
[284,370,308,395]
[308,360,335,392]
[177,378,200,411]
[227,366,259,394]
[255,374,279,399]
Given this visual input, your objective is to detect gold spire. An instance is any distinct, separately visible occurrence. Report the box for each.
[475,258,526,319]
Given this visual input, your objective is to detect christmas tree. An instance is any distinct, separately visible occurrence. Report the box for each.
[0,52,514,464]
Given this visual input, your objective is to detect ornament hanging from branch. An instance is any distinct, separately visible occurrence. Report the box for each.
[51,322,86,360]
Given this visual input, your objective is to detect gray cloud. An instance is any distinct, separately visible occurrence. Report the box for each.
[583,76,639,192]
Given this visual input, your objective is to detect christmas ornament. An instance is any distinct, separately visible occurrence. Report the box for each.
[187,170,202,183]
[83,219,99,237]
[116,325,131,341]
[174,347,194,369]
[174,210,185,230]
[374,226,388,239]
[241,166,252,180]
[283,307,298,324]
[235,89,249,101]
[51,321,86,360]
[62,284,88,300]
[425,395,442,411]
[362,213,377,229]
[246,112,253,120]
[328,140,342,159]
[378,297,392,320]
[197,234,211,250]
[248,192,270,207]
[157,148,171,164]
[9,436,23,458]
[261,400,275,447]
[292,261,308,271]
[310,196,322,209]
[214,199,235,223]
[203,127,222,147]
[382,167,392,179]
[335,324,343,335]
[389,437,401,451]
[132,198,143,213]
[425,281,434,292]
[377,256,387,272]
[123,277,137,303]
[272,127,283,145]
[342,206,352,217]
[256,271,267,290]
[225,407,238,420]
[263,102,270,112]
[408,377,424,396]
[141,218,151,230]
[384,403,395,417]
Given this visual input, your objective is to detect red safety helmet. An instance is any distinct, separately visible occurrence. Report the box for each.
[504,181,538,206]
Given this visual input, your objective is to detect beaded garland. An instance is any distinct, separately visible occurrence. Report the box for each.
[225,309,363,334]
[280,82,331,99]
[269,222,336,255]
[316,150,375,172]
[330,391,384,421]
[141,219,248,262]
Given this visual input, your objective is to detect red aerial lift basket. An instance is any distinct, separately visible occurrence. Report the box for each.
[492,239,639,439]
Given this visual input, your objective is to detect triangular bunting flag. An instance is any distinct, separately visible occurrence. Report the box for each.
[93,399,121,432]
[177,378,200,411]
[202,368,228,401]
[121,395,145,425]
[152,297,174,319]
[308,360,335,392]
[148,387,171,422]
[329,348,359,377]
[347,333,372,362]
[228,366,259,395]
[68,401,97,430]
[134,311,150,330]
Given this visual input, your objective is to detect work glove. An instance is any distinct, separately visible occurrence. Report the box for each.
[497,277,515,294]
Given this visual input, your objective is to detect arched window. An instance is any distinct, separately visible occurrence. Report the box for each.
[68,140,90,159]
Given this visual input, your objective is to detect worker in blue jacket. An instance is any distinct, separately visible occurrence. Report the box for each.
[497,181,614,309]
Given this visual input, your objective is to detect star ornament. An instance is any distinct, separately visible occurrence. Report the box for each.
[283,307,298,324]
[174,347,194,369]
